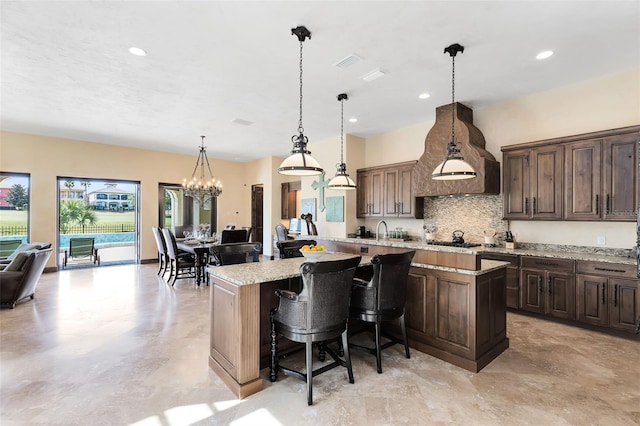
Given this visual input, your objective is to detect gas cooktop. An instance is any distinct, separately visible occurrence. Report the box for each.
[426,240,482,248]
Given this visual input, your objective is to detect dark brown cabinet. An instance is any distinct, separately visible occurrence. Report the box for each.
[520,257,575,320]
[564,129,638,221]
[576,261,640,333]
[357,161,423,219]
[356,169,383,218]
[502,145,563,220]
[280,181,300,219]
[480,253,519,308]
[505,125,639,222]
[603,133,638,221]
[383,165,415,217]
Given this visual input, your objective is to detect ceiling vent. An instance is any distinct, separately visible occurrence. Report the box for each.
[413,102,500,196]
[360,68,386,82]
[334,54,362,69]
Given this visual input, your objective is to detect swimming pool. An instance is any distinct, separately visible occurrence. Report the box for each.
[0,233,135,248]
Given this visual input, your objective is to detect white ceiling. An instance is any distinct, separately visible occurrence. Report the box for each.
[2,1,639,162]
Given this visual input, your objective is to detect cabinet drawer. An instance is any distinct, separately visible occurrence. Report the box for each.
[576,261,637,279]
[521,256,575,272]
[480,253,519,266]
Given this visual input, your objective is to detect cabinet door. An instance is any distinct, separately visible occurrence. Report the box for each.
[546,272,575,319]
[356,172,369,218]
[384,168,399,216]
[520,268,545,313]
[356,171,382,218]
[531,145,563,219]
[603,134,638,221]
[609,278,640,333]
[576,274,609,326]
[503,149,530,219]
[564,140,602,220]
[397,166,415,217]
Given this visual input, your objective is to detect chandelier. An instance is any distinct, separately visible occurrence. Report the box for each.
[183,135,222,204]
[278,25,323,176]
[328,93,356,189]
[432,43,477,180]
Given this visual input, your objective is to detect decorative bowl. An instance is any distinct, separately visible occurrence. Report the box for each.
[299,249,325,261]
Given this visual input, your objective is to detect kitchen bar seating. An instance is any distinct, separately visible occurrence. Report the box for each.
[349,251,415,373]
[276,239,317,259]
[270,256,361,405]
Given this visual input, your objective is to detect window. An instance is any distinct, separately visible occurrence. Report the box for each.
[0,172,30,243]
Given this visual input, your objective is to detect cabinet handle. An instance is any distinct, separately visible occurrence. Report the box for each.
[614,284,618,307]
[606,194,611,215]
[538,276,542,293]
[594,267,626,273]
[595,194,599,215]
[602,284,606,304]
[533,197,537,215]
[525,198,529,214]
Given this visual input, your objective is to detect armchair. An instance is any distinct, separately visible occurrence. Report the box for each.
[0,248,53,308]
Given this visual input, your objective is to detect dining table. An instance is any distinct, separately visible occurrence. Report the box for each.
[176,238,218,285]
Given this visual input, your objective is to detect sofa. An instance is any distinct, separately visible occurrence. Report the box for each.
[0,247,52,308]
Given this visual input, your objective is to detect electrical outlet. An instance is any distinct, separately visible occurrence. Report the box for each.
[597,236,606,245]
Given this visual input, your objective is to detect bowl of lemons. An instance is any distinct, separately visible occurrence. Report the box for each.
[299,244,327,261]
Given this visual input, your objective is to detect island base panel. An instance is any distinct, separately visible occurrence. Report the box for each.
[209,355,264,399]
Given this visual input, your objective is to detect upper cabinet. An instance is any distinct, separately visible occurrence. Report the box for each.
[503,125,639,222]
[357,161,423,219]
[356,168,383,218]
[503,145,563,220]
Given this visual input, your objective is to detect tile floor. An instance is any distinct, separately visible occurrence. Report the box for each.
[1,264,639,425]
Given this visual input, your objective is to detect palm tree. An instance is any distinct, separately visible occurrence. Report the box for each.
[80,181,91,205]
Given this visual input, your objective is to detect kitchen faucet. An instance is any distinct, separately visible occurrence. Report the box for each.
[376,220,387,241]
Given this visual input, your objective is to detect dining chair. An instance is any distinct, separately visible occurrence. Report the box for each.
[151,227,168,276]
[270,256,361,405]
[275,224,288,242]
[221,229,248,244]
[161,228,196,286]
[349,251,415,373]
[210,242,262,266]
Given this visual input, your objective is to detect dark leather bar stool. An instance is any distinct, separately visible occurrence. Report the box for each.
[270,256,361,405]
[349,251,415,373]
[276,239,317,259]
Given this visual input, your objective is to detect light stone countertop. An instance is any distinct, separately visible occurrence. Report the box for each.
[208,253,370,286]
[411,259,510,276]
[317,237,636,266]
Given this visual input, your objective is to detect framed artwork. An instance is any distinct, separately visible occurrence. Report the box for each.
[301,198,316,221]
[326,196,344,222]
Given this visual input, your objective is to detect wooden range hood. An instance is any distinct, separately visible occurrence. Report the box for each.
[413,102,500,197]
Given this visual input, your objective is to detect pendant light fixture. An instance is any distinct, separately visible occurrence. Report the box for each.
[278,26,323,176]
[328,93,356,190]
[432,43,477,180]
[183,136,223,205]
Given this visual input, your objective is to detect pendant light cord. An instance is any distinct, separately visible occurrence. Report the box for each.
[340,97,345,164]
[450,53,456,145]
[298,41,304,135]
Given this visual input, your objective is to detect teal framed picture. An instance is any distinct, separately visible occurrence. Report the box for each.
[326,196,344,222]
[301,198,316,221]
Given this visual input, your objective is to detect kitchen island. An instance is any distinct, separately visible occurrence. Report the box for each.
[207,246,509,399]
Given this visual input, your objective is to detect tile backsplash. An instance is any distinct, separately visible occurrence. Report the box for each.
[422,195,508,244]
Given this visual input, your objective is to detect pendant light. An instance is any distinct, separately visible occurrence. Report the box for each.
[183,136,223,205]
[432,43,477,180]
[328,93,356,190]
[278,26,323,176]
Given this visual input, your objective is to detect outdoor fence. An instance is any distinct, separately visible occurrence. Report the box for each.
[1,224,134,236]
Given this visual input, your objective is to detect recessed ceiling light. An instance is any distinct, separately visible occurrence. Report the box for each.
[418,93,430,99]
[348,117,358,123]
[129,47,147,57]
[536,50,553,60]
